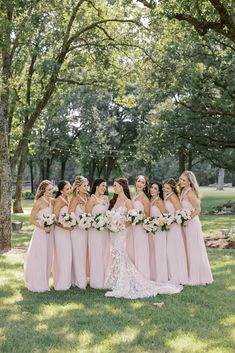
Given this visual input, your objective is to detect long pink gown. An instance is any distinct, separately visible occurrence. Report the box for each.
[151,204,168,283]
[53,205,72,290]
[88,200,110,289]
[71,204,88,289]
[24,204,53,292]
[132,198,150,280]
[164,197,188,285]
[181,188,213,285]
[105,205,183,299]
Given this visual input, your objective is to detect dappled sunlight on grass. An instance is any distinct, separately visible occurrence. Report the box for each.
[1,193,235,352]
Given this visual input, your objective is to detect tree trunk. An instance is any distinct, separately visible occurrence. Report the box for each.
[13,147,28,213]
[217,168,225,190]
[61,159,67,180]
[88,159,96,185]
[29,159,34,194]
[188,150,193,170]
[0,6,13,250]
[178,147,186,175]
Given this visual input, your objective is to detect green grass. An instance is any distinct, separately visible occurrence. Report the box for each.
[0,245,235,353]
[1,187,234,353]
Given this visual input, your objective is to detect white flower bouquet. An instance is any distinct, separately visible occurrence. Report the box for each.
[127,209,144,225]
[92,213,109,231]
[77,213,93,230]
[158,213,175,231]
[38,214,56,228]
[175,209,192,226]
[143,217,159,234]
[106,210,126,233]
[60,212,77,228]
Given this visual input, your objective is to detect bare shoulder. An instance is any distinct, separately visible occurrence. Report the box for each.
[156,198,164,206]
[50,197,55,206]
[188,190,200,202]
[141,194,150,203]
[125,199,132,208]
[170,193,179,202]
[54,197,62,206]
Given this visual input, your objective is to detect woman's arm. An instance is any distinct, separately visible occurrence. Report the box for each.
[156,199,167,214]
[188,191,201,218]
[29,200,43,229]
[85,196,95,213]
[142,196,150,217]
[170,194,181,211]
[68,197,78,213]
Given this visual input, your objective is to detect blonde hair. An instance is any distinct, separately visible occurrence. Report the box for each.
[35,180,52,200]
[180,171,200,199]
[72,176,88,196]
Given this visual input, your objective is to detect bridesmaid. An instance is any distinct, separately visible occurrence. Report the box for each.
[163,178,188,285]
[150,182,168,283]
[69,176,89,289]
[86,178,110,289]
[132,175,151,279]
[53,180,72,290]
[179,171,213,285]
[24,180,54,292]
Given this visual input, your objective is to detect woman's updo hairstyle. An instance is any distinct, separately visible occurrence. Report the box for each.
[72,176,88,196]
[162,178,178,196]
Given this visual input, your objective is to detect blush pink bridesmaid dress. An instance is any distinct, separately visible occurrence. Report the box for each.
[88,196,110,289]
[53,200,72,290]
[164,195,188,285]
[70,204,88,289]
[132,195,150,280]
[151,203,168,283]
[181,188,213,285]
[24,201,54,292]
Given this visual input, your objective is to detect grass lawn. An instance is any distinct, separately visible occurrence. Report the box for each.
[0,187,234,353]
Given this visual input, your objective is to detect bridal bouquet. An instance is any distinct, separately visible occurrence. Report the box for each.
[60,212,77,228]
[158,213,175,231]
[143,217,159,234]
[38,214,56,228]
[127,209,144,225]
[77,213,93,230]
[106,210,126,233]
[92,213,109,231]
[175,209,192,226]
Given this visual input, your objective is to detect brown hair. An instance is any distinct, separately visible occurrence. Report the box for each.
[72,176,88,196]
[135,175,150,199]
[35,180,52,200]
[109,178,131,210]
[162,178,178,196]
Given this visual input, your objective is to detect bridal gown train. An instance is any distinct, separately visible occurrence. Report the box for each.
[104,206,183,299]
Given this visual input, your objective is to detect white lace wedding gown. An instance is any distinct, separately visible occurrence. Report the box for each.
[104,206,183,299]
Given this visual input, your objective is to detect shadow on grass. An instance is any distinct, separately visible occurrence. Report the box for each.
[0,249,235,353]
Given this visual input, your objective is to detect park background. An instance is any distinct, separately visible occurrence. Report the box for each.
[0,1,235,352]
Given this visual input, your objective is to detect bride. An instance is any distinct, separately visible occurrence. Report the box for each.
[104,178,183,299]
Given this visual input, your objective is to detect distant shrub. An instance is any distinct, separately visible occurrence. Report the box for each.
[22,191,34,200]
